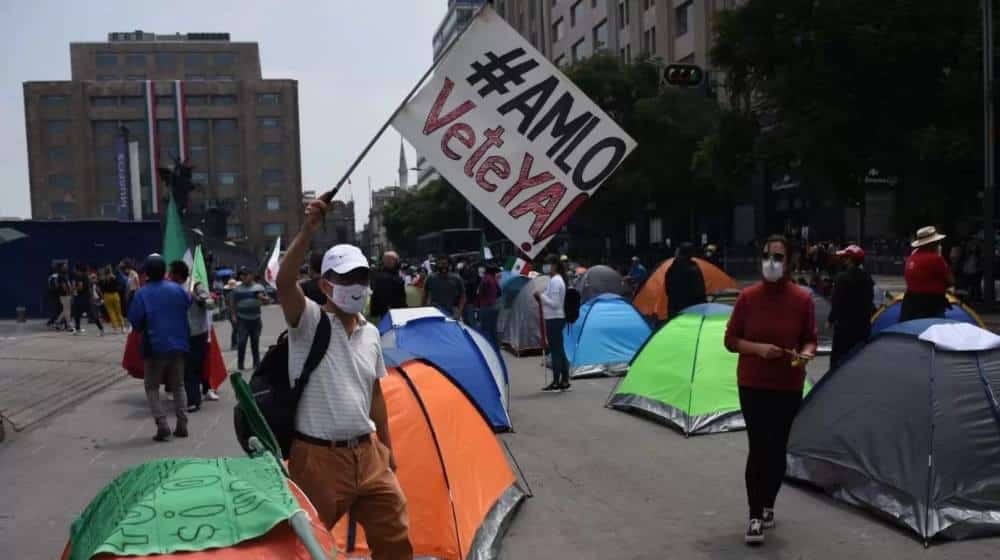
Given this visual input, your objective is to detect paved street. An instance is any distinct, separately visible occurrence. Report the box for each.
[2,306,999,559]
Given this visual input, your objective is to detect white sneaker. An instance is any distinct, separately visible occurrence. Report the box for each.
[73,329,82,335]
[205,389,220,401]
[762,508,775,529]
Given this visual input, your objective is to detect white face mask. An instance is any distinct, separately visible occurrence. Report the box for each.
[542,264,552,274]
[329,283,369,314]
[762,259,784,283]
[478,267,486,278]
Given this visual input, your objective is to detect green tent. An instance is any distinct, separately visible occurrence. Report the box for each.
[609,303,809,436]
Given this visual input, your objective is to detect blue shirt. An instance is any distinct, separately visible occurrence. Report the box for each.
[629,263,648,284]
[128,280,192,355]
[231,282,266,321]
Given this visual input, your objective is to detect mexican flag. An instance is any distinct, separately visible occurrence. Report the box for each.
[194,245,227,390]
[162,196,188,264]
[510,257,531,276]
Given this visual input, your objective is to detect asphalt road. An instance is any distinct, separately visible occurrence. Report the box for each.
[1,306,998,559]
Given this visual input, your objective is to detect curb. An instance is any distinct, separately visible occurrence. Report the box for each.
[3,371,125,434]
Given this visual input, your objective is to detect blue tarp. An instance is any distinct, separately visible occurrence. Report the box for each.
[380,313,511,431]
[563,294,652,378]
[871,299,980,336]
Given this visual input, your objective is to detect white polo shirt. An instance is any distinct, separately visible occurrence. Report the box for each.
[289,299,387,441]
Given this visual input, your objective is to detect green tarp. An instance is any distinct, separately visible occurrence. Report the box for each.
[68,455,299,560]
[610,304,810,435]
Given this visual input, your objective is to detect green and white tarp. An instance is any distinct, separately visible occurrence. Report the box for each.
[609,303,809,436]
[68,455,300,560]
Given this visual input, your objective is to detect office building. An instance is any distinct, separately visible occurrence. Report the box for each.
[368,186,405,257]
[303,189,356,250]
[23,30,302,253]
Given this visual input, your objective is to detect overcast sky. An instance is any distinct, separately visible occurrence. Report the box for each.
[0,0,446,230]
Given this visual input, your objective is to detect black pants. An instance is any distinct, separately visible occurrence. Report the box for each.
[830,323,870,369]
[237,318,262,370]
[46,293,63,325]
[185,333,209,407]
[739,386,802,519]
[73,300,103,332]
[546,318,569,384]
[899,292,948,323]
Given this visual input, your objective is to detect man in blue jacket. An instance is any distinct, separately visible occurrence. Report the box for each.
[128,254,192,441]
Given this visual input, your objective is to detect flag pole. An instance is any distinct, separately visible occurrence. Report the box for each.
[319,2,490,204]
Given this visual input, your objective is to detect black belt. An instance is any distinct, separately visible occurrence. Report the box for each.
[295,431,371,448]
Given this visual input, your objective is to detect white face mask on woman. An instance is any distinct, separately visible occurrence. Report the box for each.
[761,252,785,283]
[328,283,370,314]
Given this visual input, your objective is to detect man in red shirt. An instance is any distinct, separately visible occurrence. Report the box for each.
[900,226,953,322]
[725,235,817,545]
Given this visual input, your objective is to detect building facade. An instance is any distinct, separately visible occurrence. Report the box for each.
[368,186,405,257]
[302,189,356,251]
[23,30,303,253]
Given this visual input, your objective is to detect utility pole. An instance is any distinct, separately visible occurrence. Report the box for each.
[984,0,996,307]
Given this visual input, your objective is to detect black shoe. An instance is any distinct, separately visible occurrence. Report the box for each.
[186,404,201,413]
[173,423,189,438]
[153,424,171,442]
[541,383,560,392]
[762,508,775,529]
[559,382,572,392]
[745,519,764,545]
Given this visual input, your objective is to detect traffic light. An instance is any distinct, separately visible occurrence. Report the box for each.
[664,64,704,87]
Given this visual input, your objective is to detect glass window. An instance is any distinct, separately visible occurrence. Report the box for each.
[96,53,117,67]
[127,54,146,67]
[96,146,114,163]
[213,119,238,133]
[51,202,75,218]
[192,171,209,185]
[187,119,208,133]
[186,95,208,106]
[185,74,205,81]
[214,52,237,66]
[213,74,235,81]
[47,173,74,189]
[92,96,117,107]
[212,95,237,106]
[155,94,174,106]
[675,1,690,37]
[257,93,281,105]
[261,169,284,184]
[257,117,280,129]
[157,119,177,133]
[41,95,67,107]
[626,222,637,246]
[553,18,564,41]
[215,144,238,160]
[45,120,70,134]
[571,38,586,63]
[571,0,582,26]
[227,224,244,239]
[94,121,117,137]
[263,223,284,237]
[593,19,608,52]
[619,2,626,28]
[649,217,663,244]
[99,202,117,218]
[264,196,281,211]
[185,53,205,67]
[189,145,208,159]
[47,146,69,161]
[97,74,117,81]
[259,142,281,156]
[122,120,146,140]
[218,172,238,186]
[156,52,177,70]
[121,95,144,107]
[126,75,146,81]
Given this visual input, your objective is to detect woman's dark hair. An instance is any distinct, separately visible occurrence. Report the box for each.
[762,234,795,257]
[169,260,190,282]
[546,254,566,277]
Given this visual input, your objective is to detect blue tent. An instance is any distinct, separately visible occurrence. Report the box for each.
[379,308,511,431]
[871,296,983,336]
[563,294,652,378]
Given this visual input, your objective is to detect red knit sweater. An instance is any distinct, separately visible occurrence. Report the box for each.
[724,278,817,391]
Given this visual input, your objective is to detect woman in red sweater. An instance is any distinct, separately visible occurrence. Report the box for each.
[724,235,817,545]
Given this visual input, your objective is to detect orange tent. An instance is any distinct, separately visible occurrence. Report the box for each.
[60,481,339,560]
[633,258,739,320]
[333,358,526,559]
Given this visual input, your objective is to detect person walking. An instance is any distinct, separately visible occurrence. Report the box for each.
[458,260,481,328]
[422,256,466,319]
[724,235,817,545]
[536,255,570,392]
[276,198,412,558]
[99,266,125,332]
[666,243,707,320]
[223,278,239,349]
[231,267,266,371]
[127,255,192,442]
[170,261,217,413]
[900,226,953,322]
[72,265,104,335]
[46,265,66,329]
[475,262,502,346]
[628,256,648,295]
[369,250,406,321]
[828,245,874,368]
[55,264,74,331]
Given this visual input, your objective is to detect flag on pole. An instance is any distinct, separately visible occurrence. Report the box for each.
[481,233,493,261]
[193,244,227,390]
[162,196,188,264]
[511,257,531,276]
[265,236,281,288]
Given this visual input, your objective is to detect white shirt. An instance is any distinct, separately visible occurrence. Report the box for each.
[289,299,387,441]
[539,274,566,320]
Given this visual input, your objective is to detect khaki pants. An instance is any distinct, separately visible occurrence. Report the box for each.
[289,437,412,559]
[143,352,187,425]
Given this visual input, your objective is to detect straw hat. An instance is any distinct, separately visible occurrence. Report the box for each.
[911,226,946,248]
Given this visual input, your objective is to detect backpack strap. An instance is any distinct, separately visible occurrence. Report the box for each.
[294,310,332,394]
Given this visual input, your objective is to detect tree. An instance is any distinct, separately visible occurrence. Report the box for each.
[382,179,467,255]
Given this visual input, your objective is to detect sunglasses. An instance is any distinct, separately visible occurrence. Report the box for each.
[762,253,786,263]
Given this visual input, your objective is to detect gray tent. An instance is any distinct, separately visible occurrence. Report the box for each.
[499,275,549,356]
[575,265,626,303]
[787,319,1000,542]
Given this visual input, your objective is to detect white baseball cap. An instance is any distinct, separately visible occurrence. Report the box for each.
[321,244,369,275]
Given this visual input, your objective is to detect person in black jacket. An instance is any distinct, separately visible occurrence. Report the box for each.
[828,245,874,368]
[666,243,707,320]
[369,250,406,320]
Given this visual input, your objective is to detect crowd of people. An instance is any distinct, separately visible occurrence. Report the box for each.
[45,260,141,335]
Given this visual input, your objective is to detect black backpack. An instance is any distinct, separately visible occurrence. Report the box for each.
[564,287,581,324]
[234,311,332,458]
